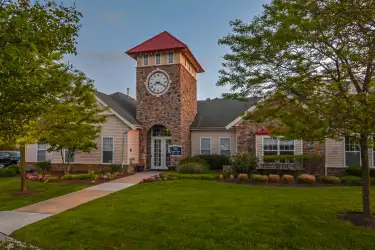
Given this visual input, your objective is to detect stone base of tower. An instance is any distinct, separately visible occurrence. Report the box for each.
[139,125,190,170]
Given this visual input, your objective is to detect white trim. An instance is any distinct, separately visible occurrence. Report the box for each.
[344,136,361,167]
[260,136,296,163]
[36,143,48,162]
[200,137,212,155]
[95,96,137,130]
[155,53,161,65]
[219,137,231,156]
[144,68,172,97]
[63,149,75,164]
[143,54,149,66]
[168,52,174,64]
[101,136,114,164]
[225,105,258,130]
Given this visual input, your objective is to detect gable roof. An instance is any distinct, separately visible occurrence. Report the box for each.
[95,91,140,128]
[191,98,261,129]
[126,31,187,55]
[126,31,204,73]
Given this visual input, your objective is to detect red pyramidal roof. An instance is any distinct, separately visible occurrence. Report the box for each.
[126,31,204,73]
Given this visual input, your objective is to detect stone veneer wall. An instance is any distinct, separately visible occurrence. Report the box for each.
[234,120,259,154]
[136,64,197,167]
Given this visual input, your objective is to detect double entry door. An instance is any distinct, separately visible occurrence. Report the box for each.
[151,137,171,169]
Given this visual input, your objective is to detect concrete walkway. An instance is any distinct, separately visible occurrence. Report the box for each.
[0,171,160,236]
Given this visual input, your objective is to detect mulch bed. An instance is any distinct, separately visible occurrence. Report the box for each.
[219,180,345,188]
[12,190,40,196]
[339,212,375,229]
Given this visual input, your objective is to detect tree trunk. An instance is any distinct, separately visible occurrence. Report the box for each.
[360,133,372,217]
[20,144,27,192]
[60,149,66,174]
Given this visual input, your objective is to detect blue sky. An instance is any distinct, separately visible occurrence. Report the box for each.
[62,0,270,99]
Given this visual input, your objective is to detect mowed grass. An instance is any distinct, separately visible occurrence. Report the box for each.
[11,180,375,250]
[0,178,88,211]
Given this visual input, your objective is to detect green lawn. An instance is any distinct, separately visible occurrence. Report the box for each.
[0,178,88,211]
[11,180,375,250]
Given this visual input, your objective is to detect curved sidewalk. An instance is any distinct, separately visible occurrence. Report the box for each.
[0,171,160,236]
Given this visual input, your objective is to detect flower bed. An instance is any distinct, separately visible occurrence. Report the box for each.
[26,171,131,185]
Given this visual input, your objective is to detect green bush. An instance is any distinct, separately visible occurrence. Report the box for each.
[282,175,295,184]
[161,171,218,180]
[344,165,375,177]
[7,164,20,174]
[179,156,209,168]
[320,176,341,184]
[111,164,122,173]
[251,174,268,183]
[0,168,17,177]
[195,154,230,170]
[345,165,362,177]
[35,161,52,172]
[177,163,209,174]
[231,153,258,174]
[297,174,316,184]
[340,176,362,185]
[61,173,92,180]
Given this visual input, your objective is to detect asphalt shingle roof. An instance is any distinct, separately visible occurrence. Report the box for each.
[96,91,260,129]
[95,91,140,125]
[191,97,261,128]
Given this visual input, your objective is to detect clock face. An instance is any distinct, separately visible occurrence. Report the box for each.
[147,71,170,95]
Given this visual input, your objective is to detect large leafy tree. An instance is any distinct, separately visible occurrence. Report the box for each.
[0,0,82,191]
[218,0,375,217]
[26,72,106,174]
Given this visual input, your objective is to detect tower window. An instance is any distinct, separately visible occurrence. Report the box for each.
[155,53,161,65]
[143,55,148,66]
[168,52,174,64]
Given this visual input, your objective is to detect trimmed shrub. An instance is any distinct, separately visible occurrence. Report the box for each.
[219,174,224,181]
[282,175,295,184]
[251,174,268,183]
[231,153,258,174]
[160,171,218,180]
[181,154,229,170]
[238,173,249,182]
[268,174,281,183]
[345,165,362,177]
[320,176,341,184]
[340,176,362,185]
[7,164,20,174]
[195,154,230,170]
[179,156,209,168]
[229,174,235,181]
[177,163,209,174]
[263,154,323,162]
[0,168,17,177]
[297,174,316,184]
[111,164,122,173]
[35,161,52,172]
[61,173,92,180]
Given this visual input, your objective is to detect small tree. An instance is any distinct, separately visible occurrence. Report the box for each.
[28,73,106,174]
[0,0,82,191]
[218,0,375,217]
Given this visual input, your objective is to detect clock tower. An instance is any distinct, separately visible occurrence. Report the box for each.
[126,31,204,169]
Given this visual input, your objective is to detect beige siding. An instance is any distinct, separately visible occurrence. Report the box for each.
[26,115,133,165]
[255,135,303,161]
[25,144,52,163]
[135,52,197,79]
[190,130,237,156]
[325,137,374,168]
[325,138,345,168]
[127,130,139,164]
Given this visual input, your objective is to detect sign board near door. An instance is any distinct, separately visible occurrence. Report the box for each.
[168,145,182,156]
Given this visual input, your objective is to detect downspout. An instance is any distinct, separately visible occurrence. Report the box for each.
[122,131,129,171]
